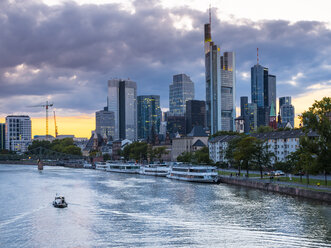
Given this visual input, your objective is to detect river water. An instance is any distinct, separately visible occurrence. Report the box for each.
[0,164,330,248]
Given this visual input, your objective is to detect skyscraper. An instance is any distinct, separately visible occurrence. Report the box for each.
[95,107,115,139]
[137,95,161,140]
[251,63,276,127]
[279,96,291,107]
[0,123,5,150]
[108,79,137,140]
[244,103,258,133]
[185,100,206,134]
[5,115,31,152]
[240,96,248,117]
[169,74,194,116]
[166,115,186,136]
[279,96,295,128]
[204,19,236,134]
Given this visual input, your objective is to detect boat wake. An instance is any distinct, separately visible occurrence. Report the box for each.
[0,204,48,228]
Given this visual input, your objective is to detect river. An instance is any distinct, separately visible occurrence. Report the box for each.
[0,164,330,247]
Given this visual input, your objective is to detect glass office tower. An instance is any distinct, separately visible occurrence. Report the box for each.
[95,107,115,138]
[169,74,194,116]
[137,95,161,140]
[279,96,295,127]
[251,64,276,127]
[204,22,236,134]
[108,79,137,140]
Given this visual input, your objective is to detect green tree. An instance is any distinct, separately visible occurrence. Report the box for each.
[225,136,242,169]
[103,153,111,161]
[252,139,274,179]
[233,136,257,177]
[122,142,148,162]
[287,150,304,182]
[153,146,168,163]
[177,152,193,163]
[193,147,212,164]
[256,126,274,133]
[28,140,51,151]
[300,97,331,185]
[62,145,82,156]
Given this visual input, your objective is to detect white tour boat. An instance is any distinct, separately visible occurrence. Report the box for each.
[95,162,108,171]
[106,162,140,174]
[140,164,169,177]
[83,162,93,168]
[167,165,218,183]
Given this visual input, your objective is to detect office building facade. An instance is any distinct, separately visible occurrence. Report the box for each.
[0,123,5,150]
[137,95,161,140]
[108,79,137,140]
[244,103,258,133]
[169,74,194,116]
[279,96,295,128]
[95,107,115,139]
[5,115,31,152]
[240,96,248,117]
[204,22,236,134]
[185,100,206,134]
[251,64,276,127]
[166,115,186,136]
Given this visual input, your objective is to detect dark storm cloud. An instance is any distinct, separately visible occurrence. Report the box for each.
[0,0,330,116]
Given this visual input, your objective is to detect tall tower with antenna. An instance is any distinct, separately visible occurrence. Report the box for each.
[204,6,236,134]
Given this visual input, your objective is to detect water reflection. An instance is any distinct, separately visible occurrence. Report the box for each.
[0,164,330,248]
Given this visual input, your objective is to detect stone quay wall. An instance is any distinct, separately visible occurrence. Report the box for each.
[219,176,331,203]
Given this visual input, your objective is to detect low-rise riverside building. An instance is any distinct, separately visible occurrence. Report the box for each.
[209,129,318,164]
[209,135,239,164]
[250,129,317,162]
[171,126,208,161]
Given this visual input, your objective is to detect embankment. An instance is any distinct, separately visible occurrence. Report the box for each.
[219,176,331,203]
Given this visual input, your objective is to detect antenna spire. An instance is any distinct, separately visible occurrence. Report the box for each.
[257,48,259,65]
[209,4,211,25]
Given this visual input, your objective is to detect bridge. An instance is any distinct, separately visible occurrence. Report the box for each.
[0,146,85,166]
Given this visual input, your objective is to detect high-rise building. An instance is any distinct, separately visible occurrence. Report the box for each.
[279,96,295,128]
[169,74,195,116]
[204,21,236,134]
[244,103,257,133]
[5,115,31,152]
[137,95,161,140]
[251,63,276,127]
[185,100,206,134]
[95,107,115,139]
[166,115,186,136]
[240,96,248,117]
[0,123,5,150]
[108,79,137,140]
[279,96,291,107]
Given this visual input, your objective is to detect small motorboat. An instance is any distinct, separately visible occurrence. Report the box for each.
[53,195,68,208]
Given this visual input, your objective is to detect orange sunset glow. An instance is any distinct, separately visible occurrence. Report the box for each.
[1,115,95,138]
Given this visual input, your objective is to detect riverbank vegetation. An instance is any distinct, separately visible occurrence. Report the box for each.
[223,97,330,186]
[28,138,82,156]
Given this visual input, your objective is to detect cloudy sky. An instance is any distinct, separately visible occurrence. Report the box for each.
[0,0,330,137]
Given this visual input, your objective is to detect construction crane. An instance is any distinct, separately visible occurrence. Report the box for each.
[29,101,53,139]
[53,111,58,138]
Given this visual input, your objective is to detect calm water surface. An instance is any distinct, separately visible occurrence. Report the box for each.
[0,164,330,248]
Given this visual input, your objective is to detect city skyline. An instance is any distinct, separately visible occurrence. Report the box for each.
[0,0,330,137]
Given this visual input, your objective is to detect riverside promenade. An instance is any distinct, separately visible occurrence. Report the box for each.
[219,174,331,203]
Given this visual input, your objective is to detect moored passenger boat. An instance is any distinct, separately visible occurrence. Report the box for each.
[106,162,140,174]
[167,165,218,183]
[140,164,169,177]
[95,162,108,171]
